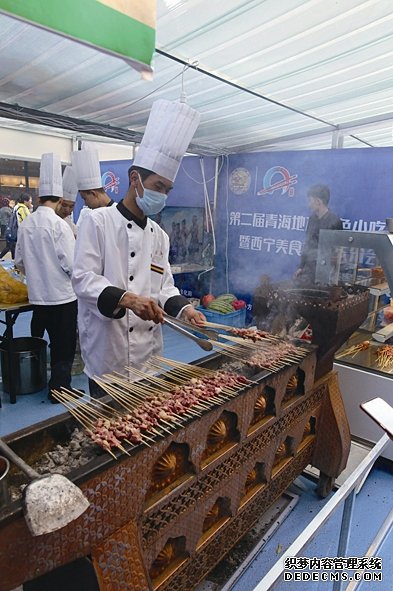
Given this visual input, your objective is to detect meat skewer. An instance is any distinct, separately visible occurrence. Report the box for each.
[54,360,265,456]
[219,334,271,350]
[376,345,393,371]
[57,390,132,456]
[336,340,370,359]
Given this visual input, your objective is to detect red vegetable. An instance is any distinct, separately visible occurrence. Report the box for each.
[232,299,246,310]
[201,294,216,308]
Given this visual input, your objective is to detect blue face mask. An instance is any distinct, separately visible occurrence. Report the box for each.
[136,176,167,216]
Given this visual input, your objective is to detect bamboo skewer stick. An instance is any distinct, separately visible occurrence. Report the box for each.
[102,374,162,403]
[95,379,142,413]
[109,367,206,418]
[210,341,250,360]
[153,355,213,375]
[56,390,132,456]
[50,393,124,458]
[61,389,116,422]
[123,366,172,390]
[144,361,197,389]
[110,371,167,394]
[95,379,146,413]
[55,391,102,422]
[202,321,233,330]
[52,395,95,430]
[152,357,223,388]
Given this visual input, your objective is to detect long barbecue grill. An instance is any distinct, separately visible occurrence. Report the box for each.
[0,337,352,591]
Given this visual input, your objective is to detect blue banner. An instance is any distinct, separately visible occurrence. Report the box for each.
[73,148,393,308]
[214,148,393,298]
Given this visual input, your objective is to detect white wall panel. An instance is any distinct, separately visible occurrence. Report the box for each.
[0,128,72,162]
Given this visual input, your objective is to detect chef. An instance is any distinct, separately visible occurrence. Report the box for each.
[72,99,205,398]
[15,153,77,402]
[71,148,114,228]
[56,165,78,237]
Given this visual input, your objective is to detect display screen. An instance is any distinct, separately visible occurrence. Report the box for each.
[152,207,208,266]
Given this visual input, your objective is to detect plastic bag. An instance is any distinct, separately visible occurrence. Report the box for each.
[0,266,28,304]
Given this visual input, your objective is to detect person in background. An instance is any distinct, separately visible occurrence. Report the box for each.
[0,199,16,260]
[295,184,342,284]
[15,153,77,403]
[0,199,14,239]
[71,149,114,228]
[0,194,31,260]
[56,166,78,237]
[31,165,80,340]
[15,193,32,224]
[72,98,205,398]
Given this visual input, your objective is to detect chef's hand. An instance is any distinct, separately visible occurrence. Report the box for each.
[180,305,206,326]
[119,292,164,323]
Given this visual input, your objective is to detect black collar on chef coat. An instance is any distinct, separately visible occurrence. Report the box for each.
[117,200,147,230]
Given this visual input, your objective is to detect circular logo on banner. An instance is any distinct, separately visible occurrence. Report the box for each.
[101,170,120,194]
[257,166,297,196]
[229,167,251,195]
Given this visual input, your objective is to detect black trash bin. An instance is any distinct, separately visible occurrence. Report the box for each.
[0,337,47,395]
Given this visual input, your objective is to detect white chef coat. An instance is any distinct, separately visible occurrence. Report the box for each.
[64,215,77,237]
[76,206,90,229]
[15,206,76,305]
[72,202,189,379]
[76,200,115,229]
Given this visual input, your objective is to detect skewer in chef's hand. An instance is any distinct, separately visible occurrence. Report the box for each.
[180,305,206,326]
[118,292,164,323]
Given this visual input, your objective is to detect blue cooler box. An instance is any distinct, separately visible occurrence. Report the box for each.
[197,307,246,328]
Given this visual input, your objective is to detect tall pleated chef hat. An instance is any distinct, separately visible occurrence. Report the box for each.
[133,99,200,182]
[39,153,63,198]
[62,166,78,202]
[71,148,102,191]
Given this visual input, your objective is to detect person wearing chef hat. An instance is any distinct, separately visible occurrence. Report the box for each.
[56,165,78,237]
[72,99,206,398]
[15,153,78,403]
[71,148,115,228]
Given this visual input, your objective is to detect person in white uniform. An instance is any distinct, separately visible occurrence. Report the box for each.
[72,99,205,397]
[15,153,78,403]
[56,165,78,237]
[72,148,114,228]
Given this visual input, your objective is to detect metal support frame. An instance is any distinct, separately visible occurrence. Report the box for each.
[252,433,390,591]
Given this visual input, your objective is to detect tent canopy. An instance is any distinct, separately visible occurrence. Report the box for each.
[0,0,393,154]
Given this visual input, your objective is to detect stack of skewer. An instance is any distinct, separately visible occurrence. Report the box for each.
[52,358,252,456]
[376,344,393,372]
[209,329,308,371]
[52,329,310,457]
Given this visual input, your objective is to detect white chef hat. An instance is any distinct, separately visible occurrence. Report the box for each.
[71,149,103,191]
[39,153,63,198]
[62,166,78,202]
[133,99,200,182]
